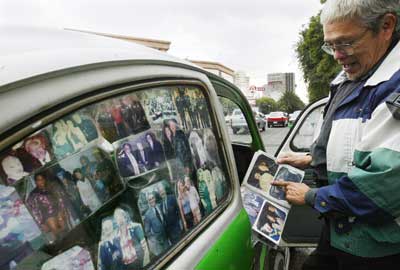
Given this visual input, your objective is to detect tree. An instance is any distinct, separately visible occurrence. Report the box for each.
[256,97,277,114]
[277,91,305,113]
[296,12,341,103]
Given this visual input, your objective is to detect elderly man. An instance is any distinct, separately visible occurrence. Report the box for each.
[273,0,400,269]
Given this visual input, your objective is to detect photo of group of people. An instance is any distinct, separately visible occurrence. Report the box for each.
[0,185,43,270]
[98,207,150,270]
[116,131,166,179]
[91,94,150,143]
[13,147,122,242]
[172,87,211,130]
[253,201,287,245]
[42,246,95,270]
[137,88,179,128]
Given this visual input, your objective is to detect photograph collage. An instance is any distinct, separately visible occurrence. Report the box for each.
[0,85,230,270]
[241,150,304,245]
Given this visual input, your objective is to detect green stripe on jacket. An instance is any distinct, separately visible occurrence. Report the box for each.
[350,148,400,217]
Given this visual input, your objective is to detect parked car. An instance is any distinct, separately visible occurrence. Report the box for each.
[255,111,266,131]
[289,110,302,125]
[231,109,266,133]
[1,26,326,270]
[267,111,289,127]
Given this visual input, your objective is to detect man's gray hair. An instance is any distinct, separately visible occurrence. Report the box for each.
[321,0,400,36]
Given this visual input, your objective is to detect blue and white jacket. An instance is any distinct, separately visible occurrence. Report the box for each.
[313,40,400,257]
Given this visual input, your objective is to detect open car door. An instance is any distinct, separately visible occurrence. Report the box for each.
[275,97,328,247]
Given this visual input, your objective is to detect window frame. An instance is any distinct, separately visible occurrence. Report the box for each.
[0,79,237,270]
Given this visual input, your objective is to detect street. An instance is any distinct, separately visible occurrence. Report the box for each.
[229,125,291,156]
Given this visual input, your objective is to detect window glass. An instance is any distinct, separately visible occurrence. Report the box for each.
[291,105,324,152]
[0,85,230,269]
[219,97,252,144]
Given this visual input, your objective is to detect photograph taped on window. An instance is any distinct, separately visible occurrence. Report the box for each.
[0,130,55,186]
[115,130,167,179]
[137,180,182,257]
[0,185,44,269]
[98,205,150,270]
[91,94,150,143]
[42,245,95,270]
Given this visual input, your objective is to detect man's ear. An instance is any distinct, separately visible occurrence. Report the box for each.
[381,13,397,40]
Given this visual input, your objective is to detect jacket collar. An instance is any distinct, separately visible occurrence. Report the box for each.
[365,40,400,86]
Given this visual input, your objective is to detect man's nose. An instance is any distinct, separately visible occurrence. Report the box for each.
[333,49,347,61]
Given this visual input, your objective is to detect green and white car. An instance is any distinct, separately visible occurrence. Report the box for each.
[0,26,326,270]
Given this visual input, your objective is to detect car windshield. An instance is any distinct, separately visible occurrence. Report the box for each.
[269,112,284,117]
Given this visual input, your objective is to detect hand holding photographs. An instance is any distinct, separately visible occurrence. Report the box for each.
[242,151,305,246]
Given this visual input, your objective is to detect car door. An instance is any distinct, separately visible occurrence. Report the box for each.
[276,97,328,246]
[211,72,326,247]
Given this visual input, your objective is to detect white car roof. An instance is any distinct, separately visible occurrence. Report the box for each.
[0,26,198,89]
[0,26,216,137]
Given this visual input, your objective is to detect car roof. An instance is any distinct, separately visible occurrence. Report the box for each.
[0,26,218,137]
[0,26,198,90]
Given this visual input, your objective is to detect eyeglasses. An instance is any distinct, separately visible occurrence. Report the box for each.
[321,29,370,56]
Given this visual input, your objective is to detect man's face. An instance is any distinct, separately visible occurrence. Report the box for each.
[137,143,143,151]
[159,187,166,198]
[123,144,131,153]
[168,121,176,133]
[148,195,156,207]
[323,18,390,80]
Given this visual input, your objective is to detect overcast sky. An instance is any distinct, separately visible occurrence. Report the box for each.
[0,0,323,102]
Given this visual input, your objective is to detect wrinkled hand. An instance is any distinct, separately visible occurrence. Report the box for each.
[276,152,312,169]
[272,180,310,205]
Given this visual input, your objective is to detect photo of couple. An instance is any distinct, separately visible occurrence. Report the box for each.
[98,207,150,270]
[137,180,182,257]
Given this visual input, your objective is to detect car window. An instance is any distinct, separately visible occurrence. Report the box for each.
[269,112,284,117]
[291,105,324,152]
[219,97,252,144]
[0,85,231,269]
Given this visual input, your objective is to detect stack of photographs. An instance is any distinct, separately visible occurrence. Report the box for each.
[241,150,305,246]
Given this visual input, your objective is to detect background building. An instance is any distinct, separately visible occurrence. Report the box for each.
[265,72,295,101]
[189,60,235,83]
[233,71,250,93]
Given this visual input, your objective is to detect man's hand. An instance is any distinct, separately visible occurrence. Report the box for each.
[272,181,310,205]
[276,152,312,169]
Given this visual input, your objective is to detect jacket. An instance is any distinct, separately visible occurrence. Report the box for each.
[314,40,400,257]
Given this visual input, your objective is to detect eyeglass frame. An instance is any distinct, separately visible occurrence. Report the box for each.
[321,28,371,56]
